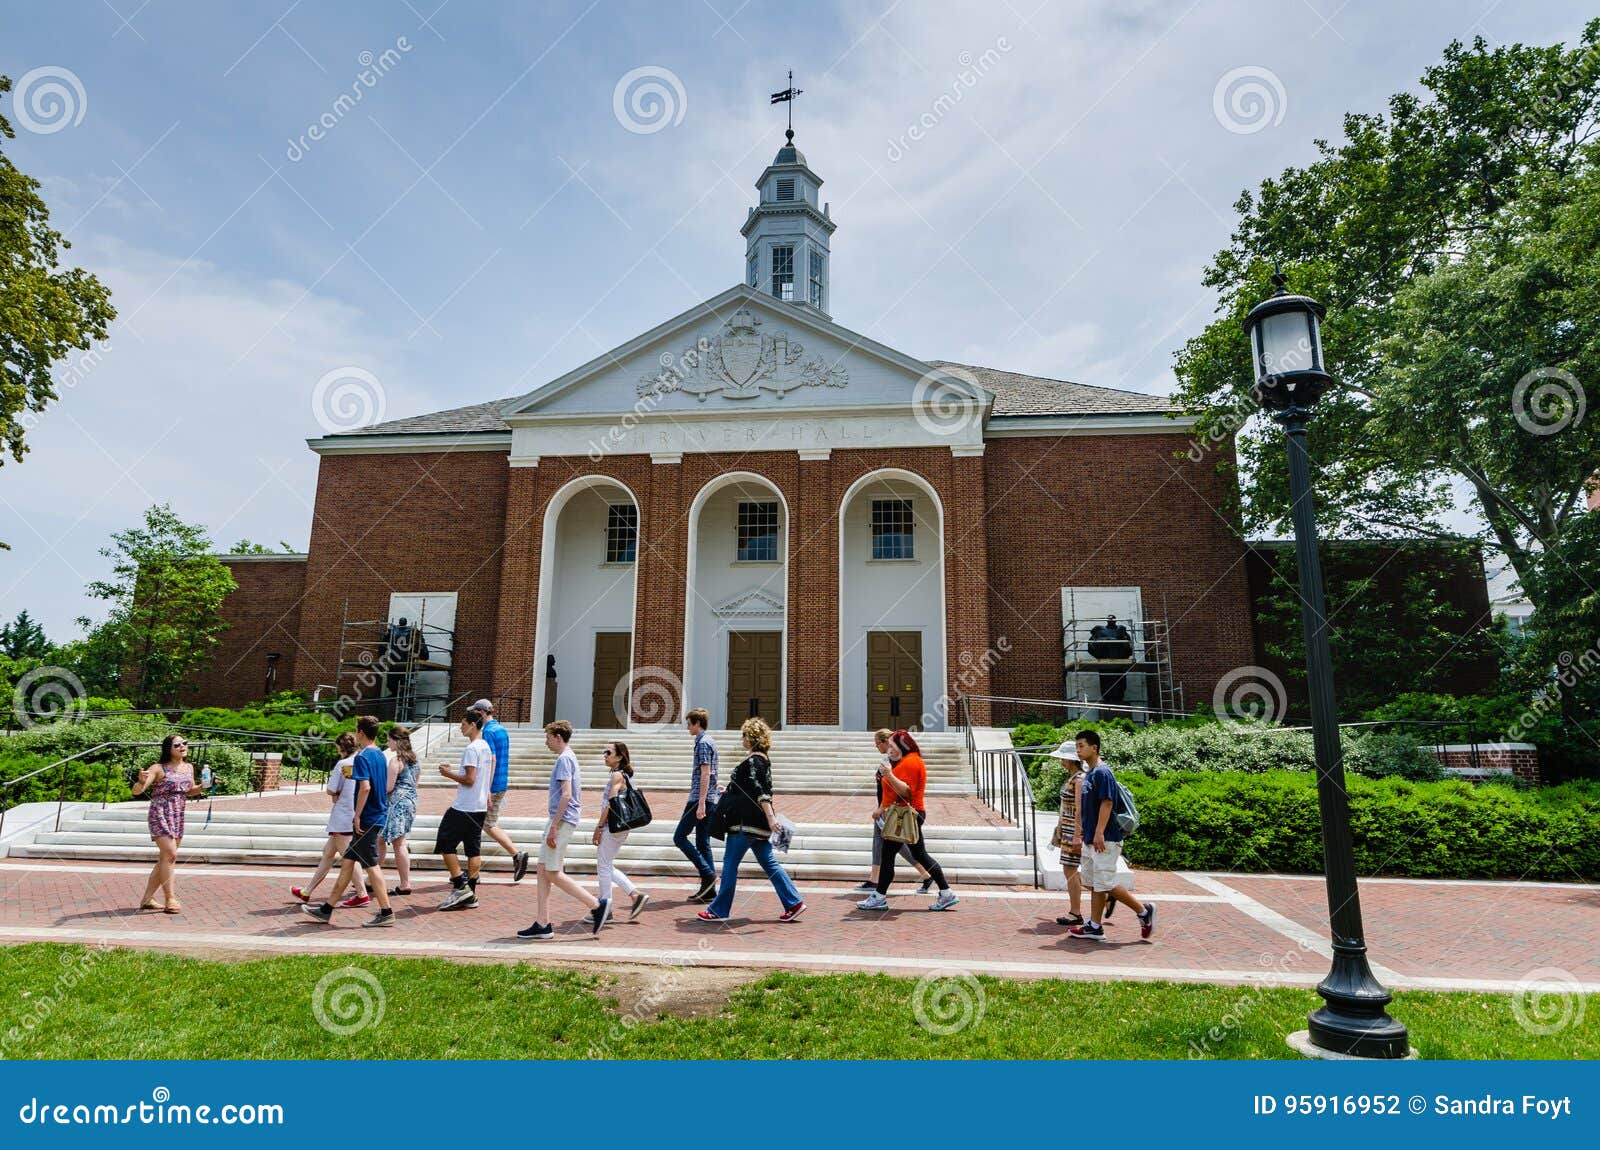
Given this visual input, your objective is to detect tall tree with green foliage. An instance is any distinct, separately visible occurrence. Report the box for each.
[1173,27,1600,706]
[82,505,237,707]
[0,75,117,548]
[0,609,49,659]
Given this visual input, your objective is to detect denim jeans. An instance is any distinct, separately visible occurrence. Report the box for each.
[706,831,802,918]
[673,801,716,881]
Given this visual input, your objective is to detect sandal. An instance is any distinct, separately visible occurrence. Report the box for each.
[1055,913,1085,927]
[140,900,161,911]
[389,887,413,896]
[163,901,183,914]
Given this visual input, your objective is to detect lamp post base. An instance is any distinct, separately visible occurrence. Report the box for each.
[1288,1030,1417,1061]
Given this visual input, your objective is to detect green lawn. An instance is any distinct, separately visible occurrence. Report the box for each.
[0,945,1592,1059]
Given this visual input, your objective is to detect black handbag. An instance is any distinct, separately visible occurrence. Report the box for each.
[606,776,653,833]
[706,785,736,840]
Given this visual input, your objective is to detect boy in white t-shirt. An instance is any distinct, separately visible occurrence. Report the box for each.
[434,708,496,910]
[292,732,370,905]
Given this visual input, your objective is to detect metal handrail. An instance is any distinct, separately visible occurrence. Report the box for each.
[970,744,1041,887]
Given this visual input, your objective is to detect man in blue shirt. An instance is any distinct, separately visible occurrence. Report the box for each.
[474,698,530,882]
[304,715,395,927]
[677,707,720,902]
[1067,729,1154,943]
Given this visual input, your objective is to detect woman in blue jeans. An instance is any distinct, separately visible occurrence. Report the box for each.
[698,717,806,923]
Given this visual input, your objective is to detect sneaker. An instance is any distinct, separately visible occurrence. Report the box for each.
[512,851,530,883]
[628,891,651,921]
[1056,913,1085,927]
[852,881,878,891]
[856,893,889,910]
[361,910,396,928]
[516,922,554,941]
[689,877,717,903]
[300,903,333,924]
[1067,923,1106,942]
[930,890,959,911]
[291,886,312,903]
[590,899,612,936]
[918,878,935,894]
[1138,902,1156,940]
[695,909,726,922]
[778,901,806,922]
[452,891,479,911]
[340,894,371,909]
[439,884,472,911]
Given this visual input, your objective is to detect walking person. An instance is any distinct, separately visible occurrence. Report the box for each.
[591,740,649,924]
[301,716,396,927]
[698,718,806,923]
[1046,741,1092,928]
[1067,730,1154,942]
[677,708,720,902]
[517,720,606,940]
[434,708,494,910]
[854,727,933,893]
[380,726,420,896]
[473,698,531,882]
[856,729,958,912]
[131,733,211,913]
[292,731,370,906]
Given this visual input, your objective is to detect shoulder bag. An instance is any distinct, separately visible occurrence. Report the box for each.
[606,775,653,832]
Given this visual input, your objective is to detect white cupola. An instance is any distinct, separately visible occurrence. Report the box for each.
[740,128,835,317]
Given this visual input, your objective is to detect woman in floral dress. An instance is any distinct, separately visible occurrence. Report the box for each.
[131,733,208,913]
[381,726,421,896]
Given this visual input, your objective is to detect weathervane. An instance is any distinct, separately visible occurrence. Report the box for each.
[770,69,803,142]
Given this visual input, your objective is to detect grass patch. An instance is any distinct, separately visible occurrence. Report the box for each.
[2,945,1593,1060]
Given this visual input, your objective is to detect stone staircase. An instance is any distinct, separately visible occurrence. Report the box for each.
[10,806,1035,885]
[418,726,974,796]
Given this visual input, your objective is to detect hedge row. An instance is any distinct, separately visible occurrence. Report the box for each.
[1116,771,1600,880]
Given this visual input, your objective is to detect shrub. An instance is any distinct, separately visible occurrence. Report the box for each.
[1119,771,1600,879]
[0,714,255,806]
[1364,691,1600,783]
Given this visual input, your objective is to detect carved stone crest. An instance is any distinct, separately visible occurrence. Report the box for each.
[639,307,849,401]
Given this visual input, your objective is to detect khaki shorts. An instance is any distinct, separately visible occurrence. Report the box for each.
[484,790,507,830]
[537,819,576,871]
[1081,840,1124,893]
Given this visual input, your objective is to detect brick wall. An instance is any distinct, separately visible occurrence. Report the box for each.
[1428,743,1541,785]
[189,557,306,709]
[291,450,509,711]
[980,433,1256,717]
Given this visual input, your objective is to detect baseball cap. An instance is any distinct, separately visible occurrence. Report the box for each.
[472,698,494,713]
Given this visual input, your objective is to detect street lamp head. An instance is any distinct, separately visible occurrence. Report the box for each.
[1242,269,1331,414]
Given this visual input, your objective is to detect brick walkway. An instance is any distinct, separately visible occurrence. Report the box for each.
[1,857,1596,992]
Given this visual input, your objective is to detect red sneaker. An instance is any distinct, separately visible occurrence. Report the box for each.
[778,901,806,922]
[340,894,372,909]
[696,909,726,922]
[291,887,311,903]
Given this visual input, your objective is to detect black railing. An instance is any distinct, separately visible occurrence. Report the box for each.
[970,745,1041,888]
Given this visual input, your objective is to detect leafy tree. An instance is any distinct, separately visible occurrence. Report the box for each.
[82,505,237,707]
[1173,27,1600,709]
[0,609,49,658]
[227,538,298,554]
[0,74,117,547]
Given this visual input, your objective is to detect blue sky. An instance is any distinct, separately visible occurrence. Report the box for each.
[1,0,1591,640]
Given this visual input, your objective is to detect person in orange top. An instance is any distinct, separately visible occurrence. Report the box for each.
[856,730,958,912]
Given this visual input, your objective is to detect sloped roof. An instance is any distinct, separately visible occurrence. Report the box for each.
[928,361,1173,417]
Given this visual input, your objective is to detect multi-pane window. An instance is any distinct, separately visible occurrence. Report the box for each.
[771,245,794,301]
[871,498,915,560]
[808,250,824,309]
[776,177,796,201]
[748,253,758,287]
[605,504,638,563]
[737,501,780,562]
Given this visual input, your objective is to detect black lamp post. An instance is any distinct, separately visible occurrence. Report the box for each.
[1243,270,1411,1059]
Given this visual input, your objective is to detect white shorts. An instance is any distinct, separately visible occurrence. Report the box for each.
[1081,840,1124,893]
[538,819,576,871]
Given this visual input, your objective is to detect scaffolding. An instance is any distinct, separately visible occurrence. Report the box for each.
[1061,595,1184,720]
[334,599,456,723]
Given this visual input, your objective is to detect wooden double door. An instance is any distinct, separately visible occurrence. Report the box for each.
[726,630,782,729]
[866,630,924,731]
[590,631,631,729]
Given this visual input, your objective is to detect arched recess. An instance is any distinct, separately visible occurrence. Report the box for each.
[682,471,790,729]
[837,467,947,731]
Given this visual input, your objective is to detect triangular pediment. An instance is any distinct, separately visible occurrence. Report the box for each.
[712,585,785,618]
[501,285,989,423]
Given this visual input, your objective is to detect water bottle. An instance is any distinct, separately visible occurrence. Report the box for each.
[201,766,213,791]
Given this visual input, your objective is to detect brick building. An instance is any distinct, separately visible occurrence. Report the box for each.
[199,136,1256,728]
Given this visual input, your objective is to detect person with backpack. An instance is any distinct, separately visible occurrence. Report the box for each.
[1067,729,1154,942]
